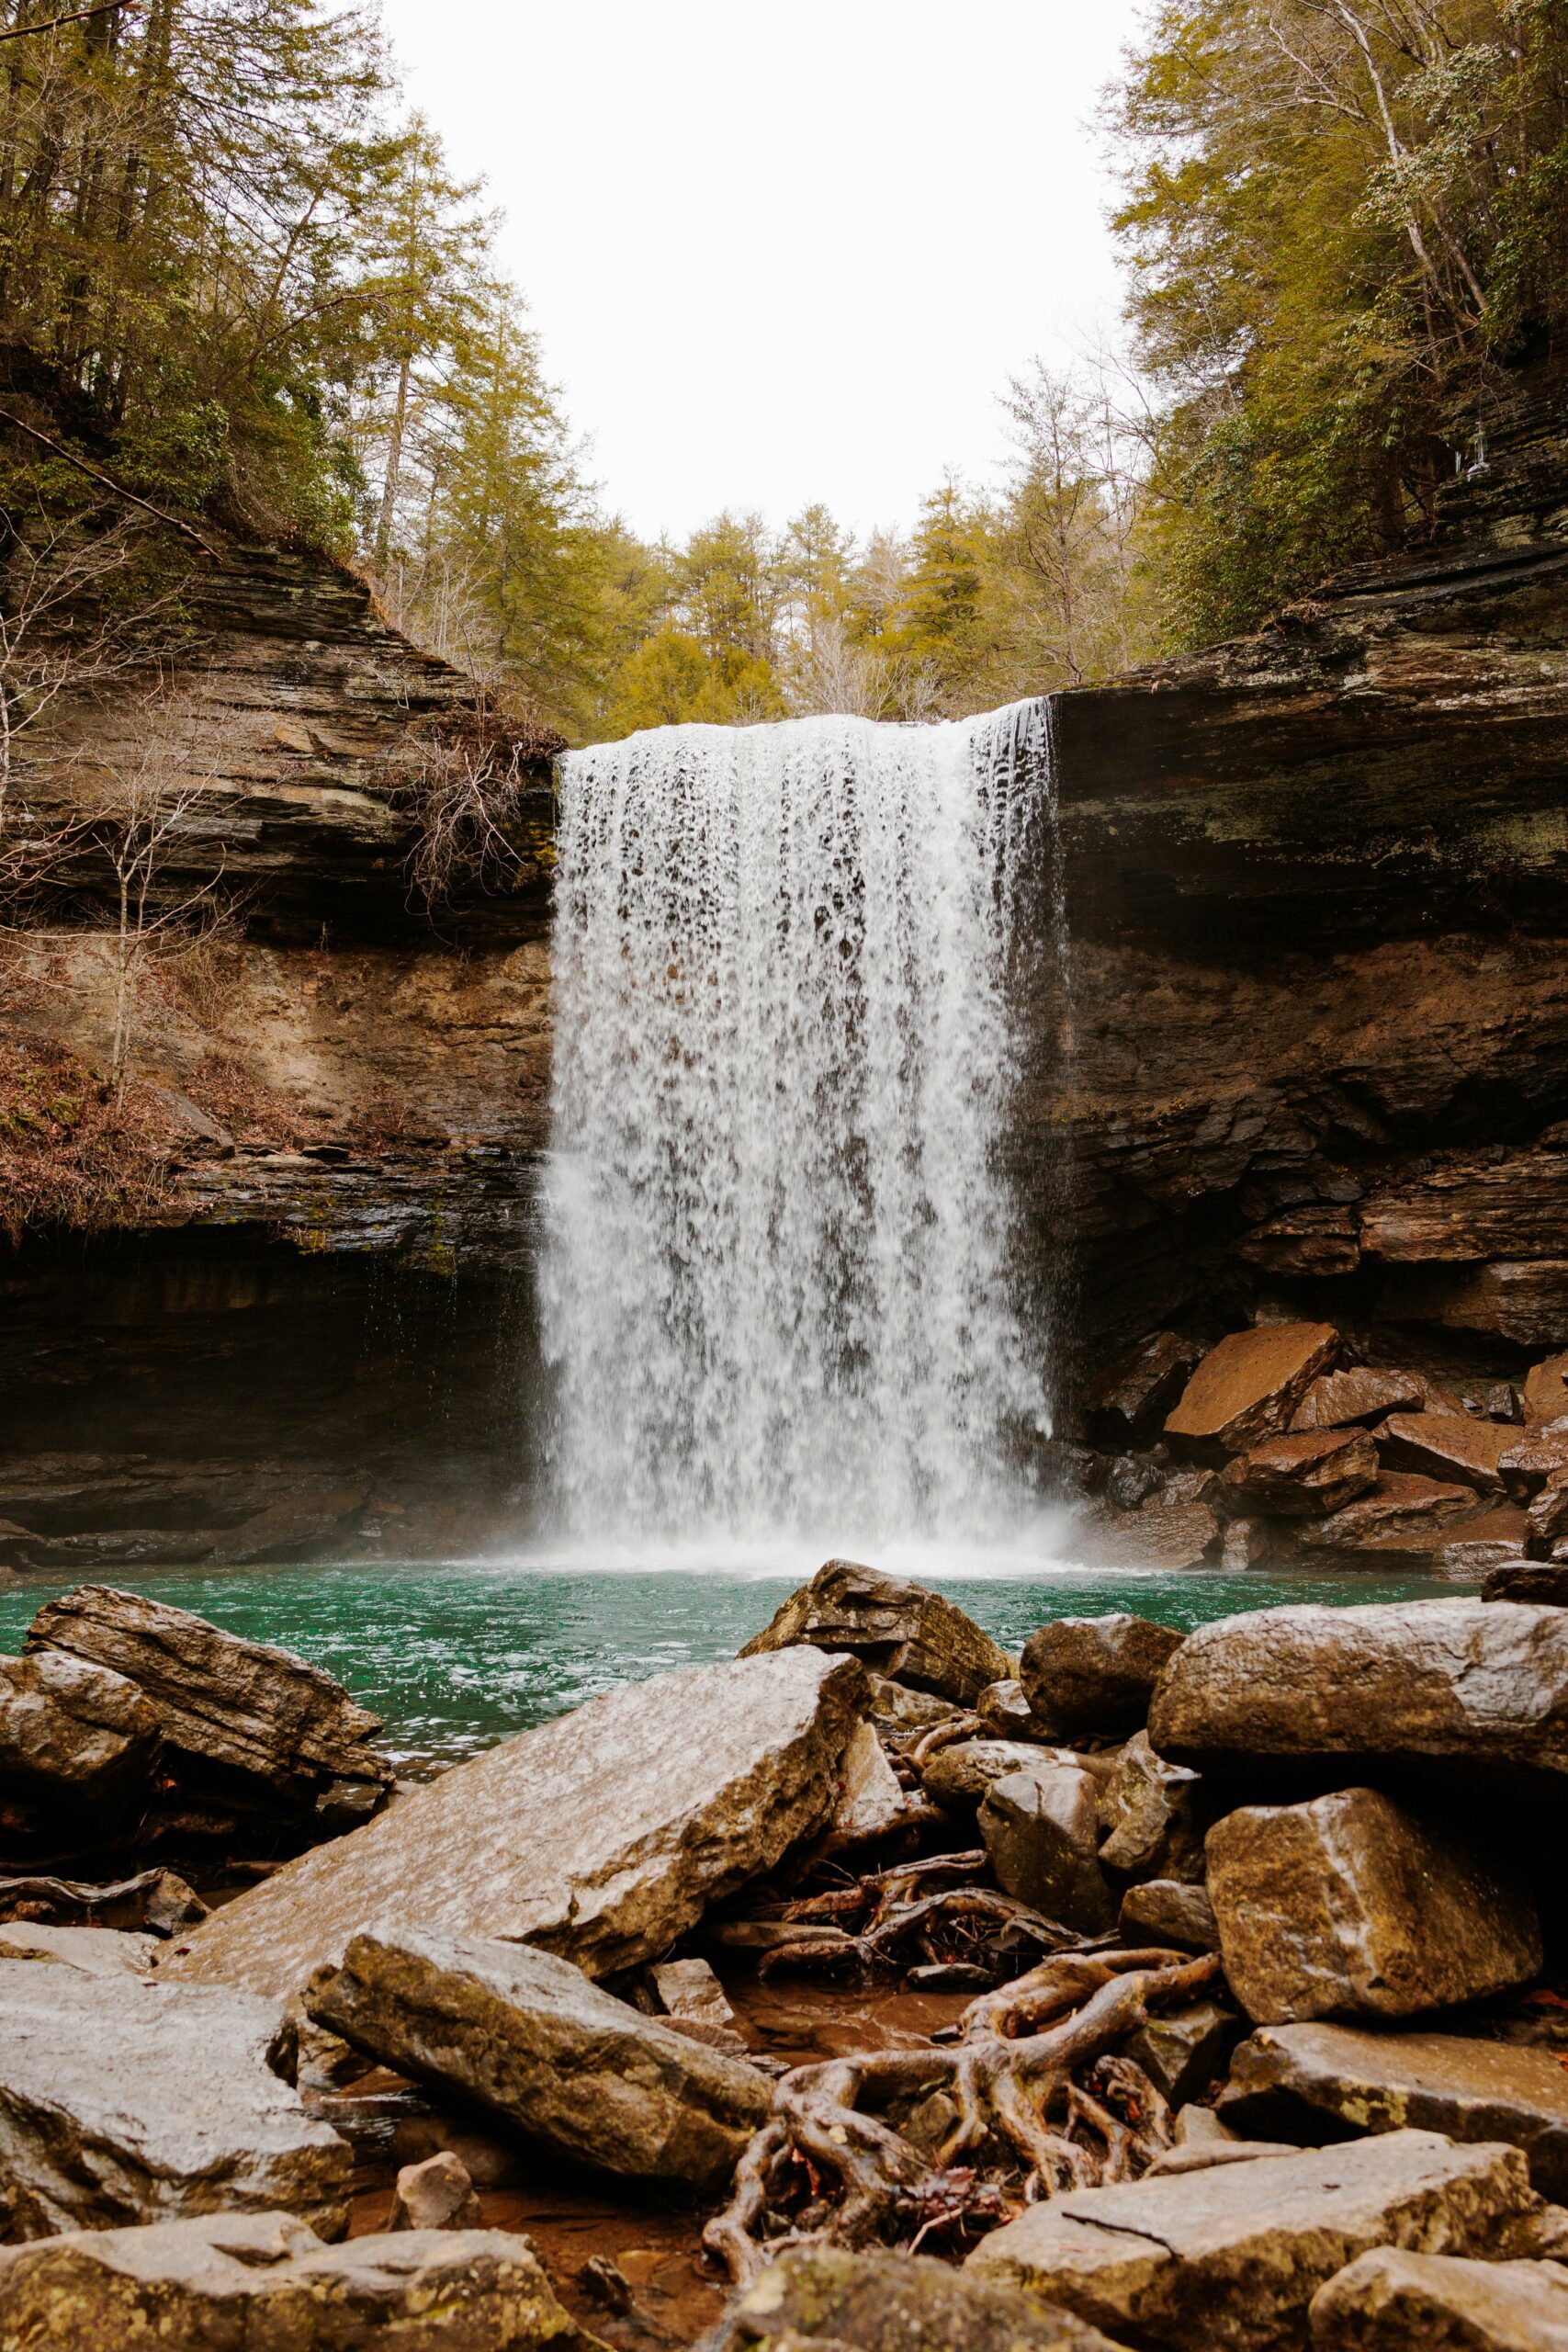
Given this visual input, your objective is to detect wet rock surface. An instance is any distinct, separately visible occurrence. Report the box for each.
[0,2210,604,2349]
[166,1650,867,1998]
[1020,1613,1184,1737]
[1164,1325,1340,1453]
[1220,2022,1568,2196]
[966,2132,1536,2352]
[1147,1600,1568,1791]
[977,1764,1116,1932]
[1311,2246,1568,2347]
[1205,1788,1540,2024]
[310,1929,773,2194]
[1222,1429,1379,1518]
[0,1961,352,2241]
[740,1560,1010,1706]
[0,1645,161,1802]
[698,2245,1131,2352]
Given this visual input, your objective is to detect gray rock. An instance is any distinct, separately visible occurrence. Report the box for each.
[388,2151,482,2232]
[1147,1599,1568,1792]
[0,1921,159,1974]
[966,2130,1537,2352]
[1206,1787,1541,2025]
[164,1649,867,1999]
[920,1737,1083,1808]
[741,1560,1010,1704]
[308,1928,773,2195]
[0,2211,605,2348]
[1097,1731,1203,1880]
[1221,2022,1568,2198]
[825,1718,909,1847]
[26,1584,389,1814]
[1118,1878,1221,1951]
[1124,1999,1242,2107]
[977,1678,1047,1739]
[0,1960,351,2240]
[1021,1614,1184,1737]
[0,1647,160,1801]
[978,1765,1116,1932]
[651,1956,737,2031]
[698,2243,1130,2352]
[1309,2247,1568,2350]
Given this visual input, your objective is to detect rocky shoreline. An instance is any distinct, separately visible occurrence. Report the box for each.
[0,1558,1565,2346]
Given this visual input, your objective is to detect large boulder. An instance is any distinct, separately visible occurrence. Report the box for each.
[1221,2022,1568,2198]
[1377,1411,1511,1495]
[1309,2247,1568,2350]
[309,1928,772,2195]
[978,1765,1117,1932]
[25,1585,390,1817]
[1305,1474,1482,1555]
[1205,1788,1540,2025]
[1118,1879,1221,1951]
[0,1648,160,1803]
[1223,1430,1379,1518]
[739,1561,1010,1705]
[1021,1614,1183,1737]
[1524,1353,1568,1423]
[0,1961,352,2240]
[919,1738,1085,1808]
[700,2244,1130,2352]
[1147,1599,1568,1792]
[1165,1323,1339,1453]
[0,2211,605,2349]
[1290,1371,1437,1431]
[164,1650,867,1999]
[1498,1425,1568,1498]
[965,2131,1536,2352]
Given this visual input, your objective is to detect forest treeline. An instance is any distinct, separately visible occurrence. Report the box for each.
[0,0,1564,745]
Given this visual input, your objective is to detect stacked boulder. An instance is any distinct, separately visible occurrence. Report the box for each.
[1082,1320,1568,1576]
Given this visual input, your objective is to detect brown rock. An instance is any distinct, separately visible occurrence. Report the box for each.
[1499,1423,1568,1498]
[1123,2000,1241,2107]
[1088,1331,1203,1439]
[1308,1472,1482,1553]
[1309,2247,1568,2351]
[1220,2022,1568,2197]
[1435,1508,1531,1578]
[1118,1879,1221,1951]
[388,2151,483,2233]
[1223,1429,1379,1518]
[0,2211,604,2349]
[705,2243,1130,2352]
[740,1560,1010,1705]
[1290,1371,1436,1431]
[1148,1599,1568,1791]
[1377,1411,1511,1495]
[1165,1323,1339,1452]
[1529,1471,1568,1557]
[978,1765,1116,1933]
[1078,1488,1222,1570]
[1096,1732,1203,1880]
[1021,1614,1184,1737]
[920,1738,1084,1808]
[163,1649,867,2000]
[825,1719,909,1848]
[308,1928,773,2193]
[0,1649,161,1804]
[26,1585,390,1816]
[1525,1352,1568,1423]
[1205,1787,1540,2026]
[966,2131,1535,2352]
[976,1679,1049,1740]
[1484,1561,1568,1605]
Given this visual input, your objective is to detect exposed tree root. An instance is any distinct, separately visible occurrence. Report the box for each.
[746,1850,1089,1985]
[704,1947,1221,2286]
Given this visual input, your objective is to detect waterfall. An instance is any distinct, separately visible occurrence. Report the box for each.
[542,702,1053,1545]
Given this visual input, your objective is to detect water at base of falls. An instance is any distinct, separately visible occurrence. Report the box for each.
[542,702,1054,1546]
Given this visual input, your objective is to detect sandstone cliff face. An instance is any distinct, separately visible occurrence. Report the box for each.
[4,368,1567,1546]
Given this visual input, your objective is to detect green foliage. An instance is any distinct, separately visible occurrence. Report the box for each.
[1111,0,1568,638]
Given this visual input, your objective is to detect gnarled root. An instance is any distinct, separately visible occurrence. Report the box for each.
[703,1948,1219,2286]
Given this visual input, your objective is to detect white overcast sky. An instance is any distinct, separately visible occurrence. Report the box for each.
[375,0,1146,543]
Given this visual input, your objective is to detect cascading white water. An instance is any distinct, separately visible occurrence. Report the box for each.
[542,701,1052,1544]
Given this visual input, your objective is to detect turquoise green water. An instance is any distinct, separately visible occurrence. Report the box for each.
[0,1556,1461,1769]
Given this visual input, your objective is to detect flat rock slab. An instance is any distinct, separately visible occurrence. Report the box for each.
[1224,1430,1379,1518]
[1307,1473,1481,1553]
[26,1584,389,1809]
[1166,1323,1338,1451]
[166,1650,866,1999]
[1291,1371,1435,1430]
[1378,1411,1511,1494]
[1147,1599,1568,1791]
[740,1560,1010,1705]
[0,2210,606,2349]
[1310,2247,1568,2350]
[705,2245,1131,2352]
[1021,1614,1183,1736]
[966,2129,1535,2352]
[1222,2022,1568,2197]
[0,1921,159,1975]
[0,1647,160,1801]
[920,1739,1085,1807]
[309,1928,773,2194]
[0,1960,351,2240]
[1206,1787,1540,2024]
